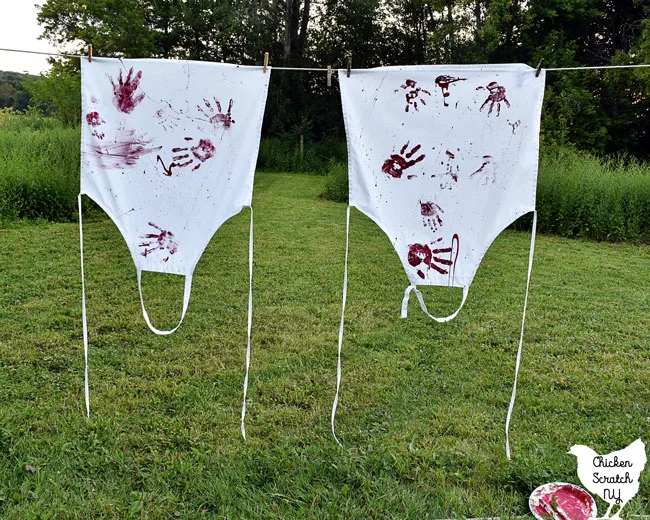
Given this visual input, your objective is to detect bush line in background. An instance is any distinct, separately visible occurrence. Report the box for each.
[2,115,650,243]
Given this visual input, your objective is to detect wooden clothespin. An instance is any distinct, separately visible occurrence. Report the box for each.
[263,52,269,73]
[535,58,544,77]
[327,65,332,87]
[88,44,92,63]
[347,56,352,78]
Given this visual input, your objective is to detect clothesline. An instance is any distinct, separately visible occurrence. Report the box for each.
[2,46,650,73]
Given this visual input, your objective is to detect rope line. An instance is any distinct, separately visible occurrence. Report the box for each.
[2,46,649,73]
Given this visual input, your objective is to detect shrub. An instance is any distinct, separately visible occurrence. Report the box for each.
[322,162,349,203]
[257,138,347,174]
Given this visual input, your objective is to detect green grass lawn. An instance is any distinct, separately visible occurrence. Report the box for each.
[1,172,650,519]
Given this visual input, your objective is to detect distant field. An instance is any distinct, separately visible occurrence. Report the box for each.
[1,173,649,518]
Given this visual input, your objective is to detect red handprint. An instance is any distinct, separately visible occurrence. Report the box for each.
[394,79,431,112]
[435,75,466,107]
[408,235,458,280]
[381,142,425,179]
[85,111,105,140]
[420,200,444,232]
[110,67,145,114]
[432,149,459,190]
[197,98,235,129]
[139,222,178,263]
[156,137,216,176]
[477,82,510,116]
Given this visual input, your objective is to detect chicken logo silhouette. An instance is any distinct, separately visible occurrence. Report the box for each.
[569,439,646,519]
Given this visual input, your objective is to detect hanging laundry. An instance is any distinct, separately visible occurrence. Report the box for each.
[79,57,270,438]
[334,64,545,457]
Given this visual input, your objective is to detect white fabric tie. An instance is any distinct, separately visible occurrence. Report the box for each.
[241,206,254,440]
[331,205,351,446]
[505,210,537,459]
[400,284,469,323]
[78,194,91,417]
[136,270,192,335]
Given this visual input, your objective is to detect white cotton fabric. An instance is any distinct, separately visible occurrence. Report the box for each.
[81,58,269,279]
[79,58,269,434]
[341,64,544,302]
[334,64,545,456]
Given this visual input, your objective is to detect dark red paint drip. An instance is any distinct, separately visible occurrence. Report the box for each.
[156,137,216,176]
[420,200,444,232]
[434,75,466,107]
[476,81,510,116]
[197,98,235,129]
[508,120,521,133]
[394,79,431,112]
[470,155,495,184]
[89,130,162,169]
[139,222,178,262]
[381,142,425,179]
[110,67,145,114]
[433,149,459,189]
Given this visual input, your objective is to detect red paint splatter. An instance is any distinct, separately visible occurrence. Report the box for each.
[381,142,425,179]
[88,130,162,169]
[197,98,235,129]
[435,75,466,107]
[420,200,444,232]
[139,222,178,262]
[407,237,456,279]
[508,120,521,133]
[110,67,145,114]
[476,82,510,116]
[394,79,431,112]
[156,137,216,176]
[470,155,496,184]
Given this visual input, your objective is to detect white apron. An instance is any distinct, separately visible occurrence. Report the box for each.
[80,57,270,437]
[334,64,545,457]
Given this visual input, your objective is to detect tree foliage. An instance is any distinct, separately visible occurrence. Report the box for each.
[33,0,650,156]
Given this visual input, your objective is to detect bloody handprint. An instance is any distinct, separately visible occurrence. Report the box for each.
[435,75,466,107]
[394,79,431,112]
[197,98,235,129]
[85,111,105,140]
[432,149,459,189]
[381,142,425,179]
[420,200,444,232]
[139,222,178,263]
[88,129,162,169]
[407,235,458,280]
[110,67,145,114]
[156,137,216,176]
[477,82,510,116]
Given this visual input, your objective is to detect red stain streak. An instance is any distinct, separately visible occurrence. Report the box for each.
[197,98,235,129]
[139,222,178,261]
[435,75,466,107]
[381,142,425,178]
[394,79,431,112]
[477,82,510,116]
[156,137,216,176]
[90,130,161,169]
[470,155,495,184]
[110,67,145,114]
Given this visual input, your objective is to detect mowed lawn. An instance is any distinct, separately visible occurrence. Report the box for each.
[1,172,650,519]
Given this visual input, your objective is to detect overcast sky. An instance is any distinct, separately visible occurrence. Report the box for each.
[0,2,59,75]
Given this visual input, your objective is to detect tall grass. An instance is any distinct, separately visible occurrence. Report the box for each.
[257,138,347,174]
[0,117,80,222]
[535,147,650,241]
